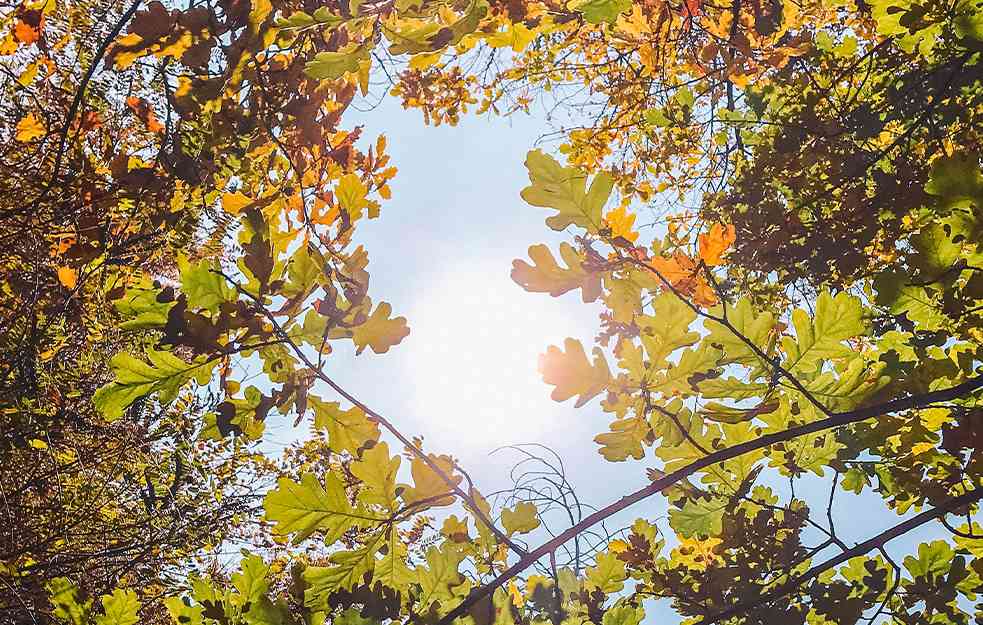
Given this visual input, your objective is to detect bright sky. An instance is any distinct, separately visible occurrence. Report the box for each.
[260,94,949,623]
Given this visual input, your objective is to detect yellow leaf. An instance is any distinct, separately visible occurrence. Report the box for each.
[697,223,736,266]
[351,301,409,355]
[672,536,723,571]
[222,191,252,214]
[357,57,371,96]
[155,31,193,60]
[311,397,380,454]
[409,52,442,69]
[399,454,462,508]
[57,266,77,289]
[507,580,524,607]
[604,205,638,242]
[15,113,45,142]
[608,539,628,553]
[538,337,610,407]
[336,174,369,221]
[17,60,39,86]
[0,34,18,55]
[501,501,540,535]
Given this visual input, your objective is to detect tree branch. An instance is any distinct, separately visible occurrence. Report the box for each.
[700,487,983,624]
[216,271,528,559]
[438,374,983,624]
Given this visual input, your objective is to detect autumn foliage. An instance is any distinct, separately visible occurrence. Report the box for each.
[2,0,983,624]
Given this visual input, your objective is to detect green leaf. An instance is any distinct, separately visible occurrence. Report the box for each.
[873,270,947,331]
[388,0,489,55]
[375,537,415,592]
[955,0,983,42]
[417,544,466,609]
[595,415,649,461]
[94,589,140,625]
[585,552,627,594]
[305,537,383,604]
[114,279,174,330]
[841,467,869,494]
[904,540,954,578]
[572,0,630,24]
[351,441,401,510]
[781,290,864,371]
[770,432,843,477]
[93,350,217,420]
[603,605,644,625]
[650,399,701,448]
[511,242,601,302]
[539,338,611,407]
[520,150,612,233]
[924,152,983,210]
[910,220,964,276]
[638,291,699,367]
[644,108,671,127]
[232,555,271,607]
[305,44,370,80]
[47,578,92,625]
[669,497,726,538]
[282,245,322,299]
[674,86,695,108]
[276,7,344,30]
[698,377,770,400]
[178,255,233,313]
[501,502,540,535]
[164,597,204,625]
[706,298,776,367]
[649,343,722,396]
[264,473,374,544]
[311,397,380,454]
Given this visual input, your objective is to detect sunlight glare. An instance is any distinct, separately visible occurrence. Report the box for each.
[404,262,588,447]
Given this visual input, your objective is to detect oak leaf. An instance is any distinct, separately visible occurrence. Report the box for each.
[351,301,409,354]
[521,150,612,233]
[697,223,735,266]
[263,473,367,544]
[511,243,601,302]
[603,206,638,243]
[539,337,611,407]
[399,454,461,508]
[501,502,540,535]
[15,113,45,142]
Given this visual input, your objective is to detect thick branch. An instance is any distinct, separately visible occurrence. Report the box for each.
[700,487,983,624]
[438,374,983,624]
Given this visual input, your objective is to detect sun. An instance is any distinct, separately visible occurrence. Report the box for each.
[401,260,594,449]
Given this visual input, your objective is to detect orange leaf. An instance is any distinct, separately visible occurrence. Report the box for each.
[648,252,697,284]
[81,111,103,132]
[222,191,252,214]
[125,96,165,133]
[15,113,45,142]
[57,267,77,289]
[697,223,735,266]
[13,19,41,44]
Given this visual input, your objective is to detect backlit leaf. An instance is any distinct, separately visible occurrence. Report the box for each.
[520,150,612,233]
[539,338,611,407]
[351,302,410,355]
[511,243,601,302]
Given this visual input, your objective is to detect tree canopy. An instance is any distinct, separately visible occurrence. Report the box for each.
[2,0,983,623]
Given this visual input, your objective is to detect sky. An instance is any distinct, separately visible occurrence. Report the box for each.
[258,91,955,621]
